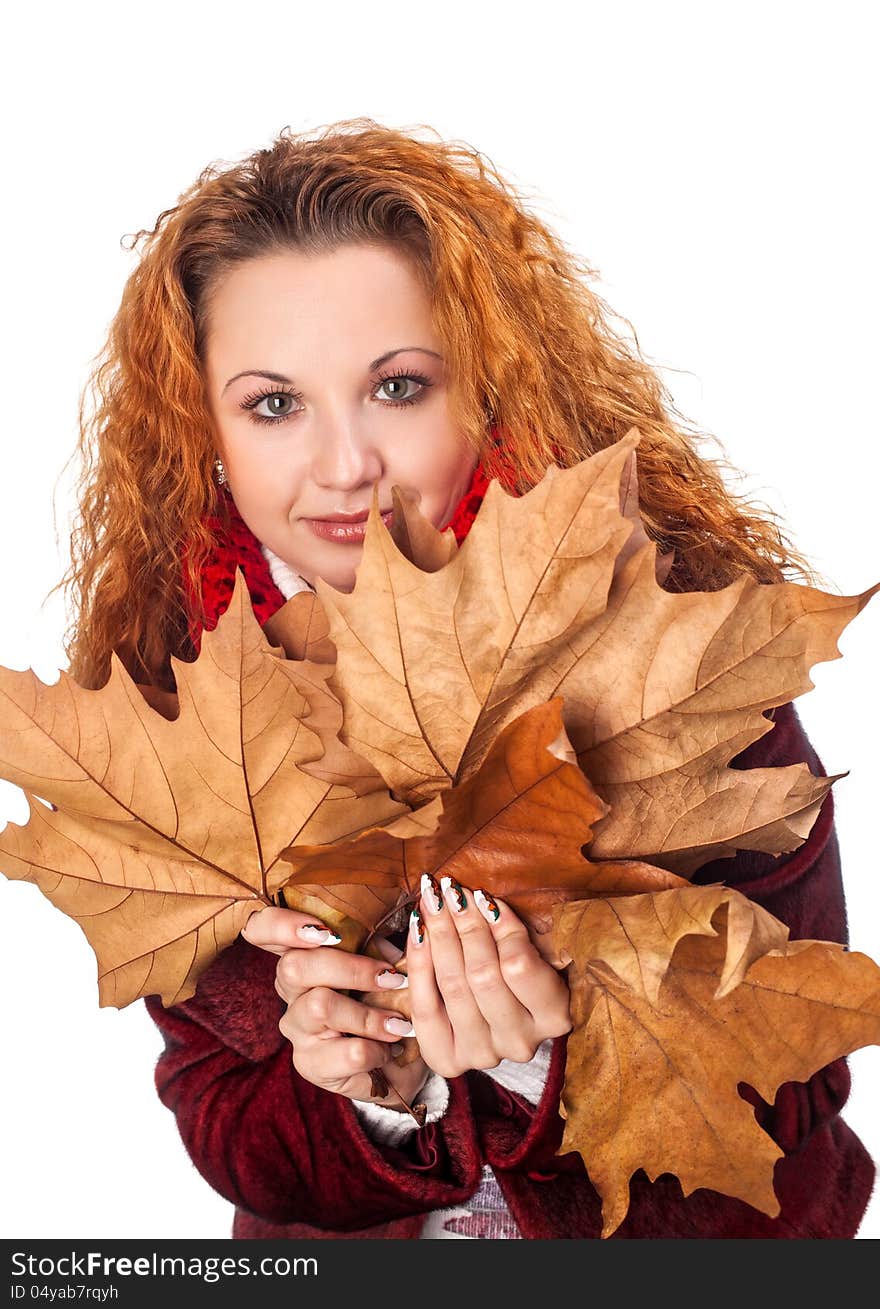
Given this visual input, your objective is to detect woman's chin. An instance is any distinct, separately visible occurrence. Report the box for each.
[322,575,356,595]
[290,537,362,595]
[304,563,358,595]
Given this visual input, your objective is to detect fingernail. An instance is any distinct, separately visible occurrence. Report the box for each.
[409,905,426,946]
[375,968,409,989]
[390,1042,405,1057]
[385,1016,415,1037]
[474,889,500,923]
[296,924,342,944]
[440,876,467,912]
[420,872,443,914]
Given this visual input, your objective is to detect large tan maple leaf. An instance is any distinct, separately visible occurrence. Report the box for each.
[554,887,880,1236]
[316,427,877,872]
[0,572,405,1006]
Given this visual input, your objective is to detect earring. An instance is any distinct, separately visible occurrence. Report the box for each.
[213,458,227,487]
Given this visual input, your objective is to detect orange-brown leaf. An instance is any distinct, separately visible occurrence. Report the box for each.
[275,697,685,960]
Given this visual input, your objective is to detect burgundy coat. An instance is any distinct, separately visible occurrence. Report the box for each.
[144,704,874,1240]
[143,479,875,1239]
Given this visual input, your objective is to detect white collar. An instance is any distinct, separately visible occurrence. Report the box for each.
[259,544,316,601]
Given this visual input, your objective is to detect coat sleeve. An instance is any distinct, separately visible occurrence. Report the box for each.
[466,700,876,1236]
[142,934,484,1230]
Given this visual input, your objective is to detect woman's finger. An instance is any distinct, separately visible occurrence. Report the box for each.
[297,1034,404,1088]
[374,935,404,964]
[274,946,410,1004]
[471,888,572,1031]
[405,894,457,1074]
[293,1031,408,1094]
[287,986,415,1044]
[438,876,534,1054]
[241,905,343,954]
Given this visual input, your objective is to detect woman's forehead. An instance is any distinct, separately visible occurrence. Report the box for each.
[203,245,441,384]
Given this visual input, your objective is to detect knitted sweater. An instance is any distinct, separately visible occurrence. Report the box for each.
[143,454,876,1239]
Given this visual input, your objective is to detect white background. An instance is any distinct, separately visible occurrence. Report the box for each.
[1,0,877,1240]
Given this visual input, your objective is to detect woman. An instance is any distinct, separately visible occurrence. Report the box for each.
[56,118,874,1238]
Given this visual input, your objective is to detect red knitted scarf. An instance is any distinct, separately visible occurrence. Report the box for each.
[184,427,522,652]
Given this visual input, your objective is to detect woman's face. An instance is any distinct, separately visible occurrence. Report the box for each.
[202,242,479,592]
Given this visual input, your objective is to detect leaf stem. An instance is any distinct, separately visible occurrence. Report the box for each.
[362,892,417,952]
[373,1068,427,1125]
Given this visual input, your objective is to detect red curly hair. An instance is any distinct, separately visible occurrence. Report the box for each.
[51,116,821,693]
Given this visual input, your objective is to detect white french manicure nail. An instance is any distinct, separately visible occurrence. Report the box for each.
[384,1016,415,1037]
[474,889,501,923]
[420,872,443,914]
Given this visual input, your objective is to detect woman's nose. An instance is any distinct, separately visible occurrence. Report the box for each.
[309,417,384,490]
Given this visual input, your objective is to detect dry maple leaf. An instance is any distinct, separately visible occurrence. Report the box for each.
[553,885,880,1236]
[0,571,404,1007]
[314,434,637,804]
[315,427,878,871]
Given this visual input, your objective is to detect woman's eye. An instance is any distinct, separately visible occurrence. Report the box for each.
[240,388,302,425]
[255,392,297,419]
[376,375,424,403]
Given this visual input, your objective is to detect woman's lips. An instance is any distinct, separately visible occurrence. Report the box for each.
[304,510,394,543]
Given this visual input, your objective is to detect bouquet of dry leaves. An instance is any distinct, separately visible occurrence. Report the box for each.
[1,427,878,1237]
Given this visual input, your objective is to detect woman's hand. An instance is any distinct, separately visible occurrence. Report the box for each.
[240,907,431,1110]
[405,876,572,1077]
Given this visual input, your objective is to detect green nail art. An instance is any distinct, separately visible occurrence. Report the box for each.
[409,905,426,944]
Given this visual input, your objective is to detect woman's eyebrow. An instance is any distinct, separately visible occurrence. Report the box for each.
[222,346,443,395]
